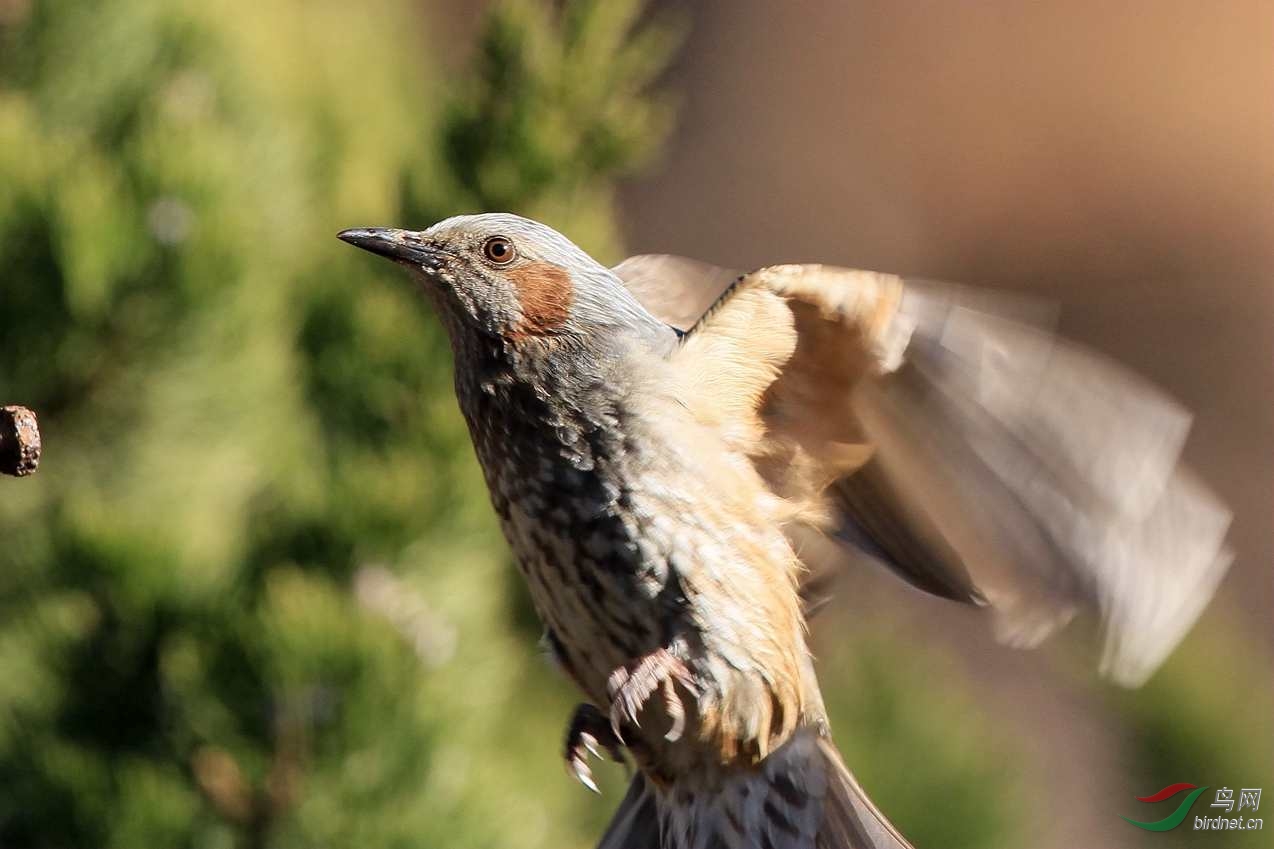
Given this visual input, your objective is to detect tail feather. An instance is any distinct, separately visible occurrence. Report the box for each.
[596,729,912,849]
[815,737,913,849]
[597,773,662,849]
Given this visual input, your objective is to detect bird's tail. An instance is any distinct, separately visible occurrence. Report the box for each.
[597,728,912,849]
[814,736,914,849]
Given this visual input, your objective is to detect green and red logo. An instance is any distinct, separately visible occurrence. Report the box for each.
[1123,783,1263,833]
[1121,783,1210,831]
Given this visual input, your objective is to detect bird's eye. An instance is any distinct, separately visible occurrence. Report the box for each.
[483,236,516,265]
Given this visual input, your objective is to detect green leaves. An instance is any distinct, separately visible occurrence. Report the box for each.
[427,0,679,239]
[0,0,678,847]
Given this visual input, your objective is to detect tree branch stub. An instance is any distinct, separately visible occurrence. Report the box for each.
[0,406,41,477]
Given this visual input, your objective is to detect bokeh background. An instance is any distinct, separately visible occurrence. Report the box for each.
[0,2,1269,848]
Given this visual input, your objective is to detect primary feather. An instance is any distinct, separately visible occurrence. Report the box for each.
[614,255,1233,686]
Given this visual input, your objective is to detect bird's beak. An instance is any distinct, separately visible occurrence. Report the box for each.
[337,227,443,271]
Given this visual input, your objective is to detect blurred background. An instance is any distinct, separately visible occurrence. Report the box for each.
[0,1,1269,848]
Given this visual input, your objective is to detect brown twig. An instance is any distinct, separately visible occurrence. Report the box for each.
[0,406,41,476]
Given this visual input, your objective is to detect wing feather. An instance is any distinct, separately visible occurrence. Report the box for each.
[614,255,1232,685]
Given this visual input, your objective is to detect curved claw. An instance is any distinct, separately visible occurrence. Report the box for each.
[569,749,601,794]
[606,647,699,744]
[564,703,626,793]
[662,678,686,742]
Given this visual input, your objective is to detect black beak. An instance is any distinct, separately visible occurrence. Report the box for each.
[337,228,443,271]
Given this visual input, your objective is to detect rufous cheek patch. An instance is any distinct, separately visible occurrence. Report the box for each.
[506,261,574,337]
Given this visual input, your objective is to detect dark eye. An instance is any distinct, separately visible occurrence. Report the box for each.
[483,236,516,264]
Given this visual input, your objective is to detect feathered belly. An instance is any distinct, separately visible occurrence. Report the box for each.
[465,381,816,771]
[497,490,681,705]
[491,464,817,775]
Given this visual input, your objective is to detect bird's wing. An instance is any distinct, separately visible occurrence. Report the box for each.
[612,254,742,332]
[613,257,1233,686]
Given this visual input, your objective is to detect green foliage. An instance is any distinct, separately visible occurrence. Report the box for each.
[412,0,679,259]
[0,1,674,847]
[814,624,1028,849]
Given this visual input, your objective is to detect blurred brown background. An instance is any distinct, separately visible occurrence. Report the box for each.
[621,0,1272,623]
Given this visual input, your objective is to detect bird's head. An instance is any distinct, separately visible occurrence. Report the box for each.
[338,213,670,357]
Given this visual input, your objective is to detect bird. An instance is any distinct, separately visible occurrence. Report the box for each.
[338,214,1232,849]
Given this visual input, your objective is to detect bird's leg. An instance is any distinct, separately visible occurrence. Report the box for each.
[564,703,627,793]
[606,646,700,744]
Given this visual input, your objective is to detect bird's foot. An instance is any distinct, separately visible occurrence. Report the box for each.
[564,703,627,793]
[607,646,699,744]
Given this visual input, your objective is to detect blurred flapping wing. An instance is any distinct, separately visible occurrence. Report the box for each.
[615,257,1233,686]
[612,254,742,331]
